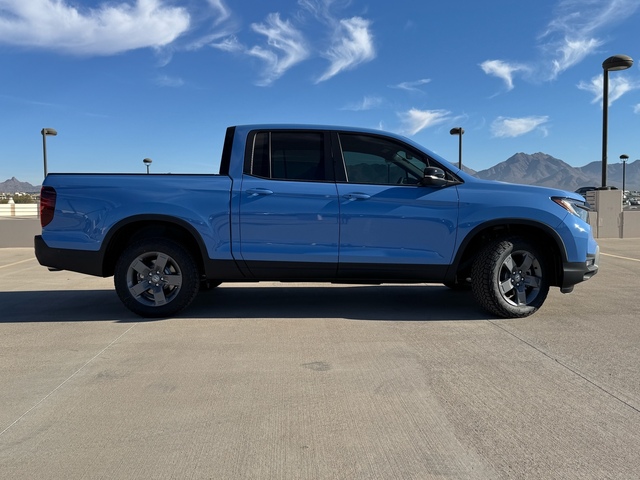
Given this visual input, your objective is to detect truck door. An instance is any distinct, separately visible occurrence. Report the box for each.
[334,132,459,279]
[238,130,340,279]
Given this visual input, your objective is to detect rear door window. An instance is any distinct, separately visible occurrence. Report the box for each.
[247,131,329,182]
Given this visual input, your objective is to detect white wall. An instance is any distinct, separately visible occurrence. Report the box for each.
[0,203,39,217]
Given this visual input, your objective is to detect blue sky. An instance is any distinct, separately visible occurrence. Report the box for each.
[1,0,639,186]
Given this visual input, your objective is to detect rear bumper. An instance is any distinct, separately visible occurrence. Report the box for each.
[34,235,106,277]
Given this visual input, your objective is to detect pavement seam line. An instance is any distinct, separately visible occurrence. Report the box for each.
[488,320,640,415]
[0,258,36,269]
[0,323,139,438]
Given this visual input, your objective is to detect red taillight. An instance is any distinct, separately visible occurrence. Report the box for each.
[40,186,57,227]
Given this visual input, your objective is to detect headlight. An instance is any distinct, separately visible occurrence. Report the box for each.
[552,197,591,222]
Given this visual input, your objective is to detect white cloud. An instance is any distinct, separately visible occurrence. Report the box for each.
[341,96,383,111]
[207,0,231,26]
[606,77,638,105]
[248,13,310,86]
[0,0,376,85]
[543,0,639,39]
[316,17,375,83]
[399,108,451,136]
[480,60,529,91]
[491,116,550,138]
[577,74,640,106]
[155,74,184,87]
[390,79,431,93]
[209,35,244,53]
[185,0,237,51]
[298,0,333,22]
[634,104,640,114]
[549,38,603,78]
[481,1,640,87]
[0,0,190,55]
[197,1,376,85]
[540,0,639,80]
[0,93,63,109]
[201,10,312,86]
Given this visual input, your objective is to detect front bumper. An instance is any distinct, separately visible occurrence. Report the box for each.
[560,245,599,292]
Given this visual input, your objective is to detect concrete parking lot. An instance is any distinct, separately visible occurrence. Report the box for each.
[0,227,639,478]
[0,217,41,248]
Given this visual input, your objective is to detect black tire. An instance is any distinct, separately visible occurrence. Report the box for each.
[114,238,200,318]
[471,237,549,318]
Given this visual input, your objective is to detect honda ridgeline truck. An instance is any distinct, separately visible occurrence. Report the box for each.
[35,124,599,318]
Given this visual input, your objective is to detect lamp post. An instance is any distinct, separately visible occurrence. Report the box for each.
[41,128,58,178]
[620,154,628,196]
[601,54,633,189]
[449,127,464,169]
[143,158,153,174]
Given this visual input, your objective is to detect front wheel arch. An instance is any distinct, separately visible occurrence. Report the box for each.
[447,222,565,289]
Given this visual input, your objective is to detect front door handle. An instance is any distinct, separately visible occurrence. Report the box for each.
[246,188,274,196]
[343,192,371,200]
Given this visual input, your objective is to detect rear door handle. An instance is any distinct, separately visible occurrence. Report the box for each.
[343,192,371,200]
[246,188,274,196]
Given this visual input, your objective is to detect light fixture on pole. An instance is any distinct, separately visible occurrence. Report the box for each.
[620,154,628,195]
[143,158,153,174]
[601,54,633,189]
[449,127,464,169]
[41,128,58,178]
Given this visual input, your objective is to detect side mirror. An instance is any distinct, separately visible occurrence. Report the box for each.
[421,167,447,186]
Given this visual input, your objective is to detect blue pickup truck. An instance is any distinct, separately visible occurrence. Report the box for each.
[35,124,599,318]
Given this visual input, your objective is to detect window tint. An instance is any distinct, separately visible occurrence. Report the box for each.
[251,132,271,178]
[248,132,327,181]
[338,134,429,185]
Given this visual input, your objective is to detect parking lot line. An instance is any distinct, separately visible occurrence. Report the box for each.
[0,323,139,438]
[600,252,640,262]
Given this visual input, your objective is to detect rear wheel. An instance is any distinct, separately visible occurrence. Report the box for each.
[471,237,549,318]
[114,239,200,318]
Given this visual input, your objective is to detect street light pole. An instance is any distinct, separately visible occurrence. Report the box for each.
[620,154,628,195]
[449,127,464,169]
[41,128,58,178]
[601,55,633,189]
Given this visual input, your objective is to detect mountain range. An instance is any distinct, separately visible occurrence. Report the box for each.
[2,153,639,194]
[0,177,41,194]
[470,152,639,192]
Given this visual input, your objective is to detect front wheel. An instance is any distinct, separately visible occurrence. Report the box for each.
[114,239,200,318]
[471,237,549,318]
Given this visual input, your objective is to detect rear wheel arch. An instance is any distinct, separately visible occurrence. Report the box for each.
[101,216,208,278]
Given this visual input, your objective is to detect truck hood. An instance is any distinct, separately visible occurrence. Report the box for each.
[453,169,586,202]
